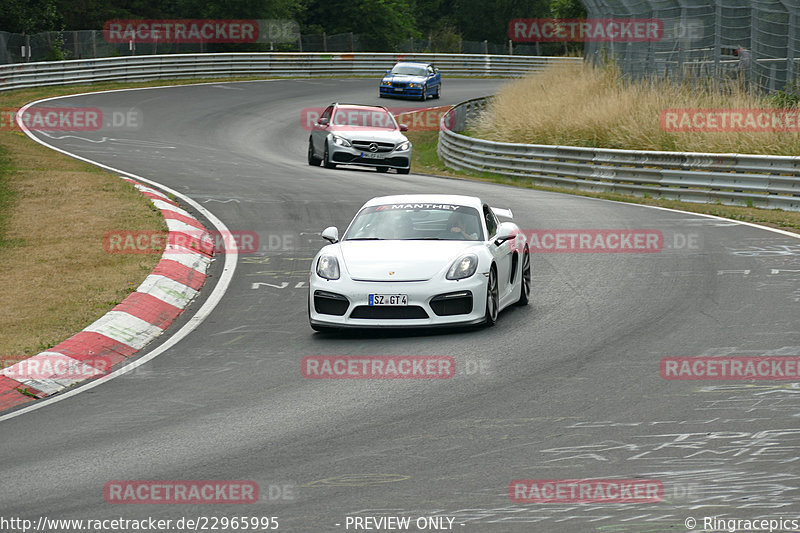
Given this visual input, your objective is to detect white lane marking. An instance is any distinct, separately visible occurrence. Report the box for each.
[0,88,240,423]
[573,194,800,240]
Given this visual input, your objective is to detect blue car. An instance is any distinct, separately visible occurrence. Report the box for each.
[380,62,442,101]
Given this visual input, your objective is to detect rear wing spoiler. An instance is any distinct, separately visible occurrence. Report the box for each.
[491,207,513,219]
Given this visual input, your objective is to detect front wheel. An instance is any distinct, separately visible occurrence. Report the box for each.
[420,87,427,101]
[484,266,499,327]
[516,247,531,306]
[323,143,336,169]
[307,139,321,166]
[433,84,441,99]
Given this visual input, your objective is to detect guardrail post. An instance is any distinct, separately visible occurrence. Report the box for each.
[483,40,488,55]
[323,32,327,52]
[92,31,97,58]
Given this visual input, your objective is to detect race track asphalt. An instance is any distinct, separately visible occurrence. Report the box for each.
[1,77,799,532]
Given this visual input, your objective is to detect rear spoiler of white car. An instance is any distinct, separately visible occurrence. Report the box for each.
[491,207,513,219]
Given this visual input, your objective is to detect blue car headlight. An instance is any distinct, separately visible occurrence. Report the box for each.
[408,82,421,88]
[381,80,392,86]
[446,254,478,280]
[317,255,340,280]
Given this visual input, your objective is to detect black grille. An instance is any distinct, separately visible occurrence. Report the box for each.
[430,291,473,316]
[350,305,429,319]
[314,291,349,316]
[351,140,395,153]
[331,153,409,167]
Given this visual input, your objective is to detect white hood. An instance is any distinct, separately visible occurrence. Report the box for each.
[339,240,477,281]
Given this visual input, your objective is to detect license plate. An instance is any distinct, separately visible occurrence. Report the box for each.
[361,152,384,159]
[394,87,403,92]
[369,294,407,306]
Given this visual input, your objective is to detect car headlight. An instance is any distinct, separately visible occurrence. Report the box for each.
[332,135,351,147]
[381,80,392,86]
[317,255,340,280]
[396,141,410,151]
[409,83,421,88]
[446,254,478,280]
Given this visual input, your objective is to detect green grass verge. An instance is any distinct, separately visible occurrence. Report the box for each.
[0,144,16,248]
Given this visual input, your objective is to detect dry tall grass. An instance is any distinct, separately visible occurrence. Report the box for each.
[474,62,800,155]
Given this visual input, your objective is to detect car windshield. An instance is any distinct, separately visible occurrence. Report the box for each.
[391,65,427,77]
[344,203,483,241]
[331,107,397,130]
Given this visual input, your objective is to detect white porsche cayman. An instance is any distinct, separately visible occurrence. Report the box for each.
[308,194,530,331]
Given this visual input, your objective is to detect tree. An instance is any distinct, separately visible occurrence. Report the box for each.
[302,0,418,51]
[0,0,62,33]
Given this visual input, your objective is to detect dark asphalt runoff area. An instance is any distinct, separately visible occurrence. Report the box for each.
[1,78,799,532]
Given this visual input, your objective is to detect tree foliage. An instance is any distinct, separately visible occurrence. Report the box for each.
[1,0,575,52]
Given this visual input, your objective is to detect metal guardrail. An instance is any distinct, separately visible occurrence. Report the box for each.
[0,53,580,92]
[438,97,800,212]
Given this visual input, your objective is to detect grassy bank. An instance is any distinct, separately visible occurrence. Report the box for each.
[0,86,169,358]
[472,62,800,155]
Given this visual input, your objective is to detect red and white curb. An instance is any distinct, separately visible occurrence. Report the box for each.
[0,177,213,412]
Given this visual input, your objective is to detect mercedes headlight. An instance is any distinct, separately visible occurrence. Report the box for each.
[396,141,410,151]
[446,254,478,280]
[317,255,340,280]
[332,135,351,147]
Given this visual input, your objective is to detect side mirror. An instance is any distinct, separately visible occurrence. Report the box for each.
[494,222,516,245]
[321,226,339,243]
[385,70,391,74]
[399,123,409,132]
[317,117,329,126]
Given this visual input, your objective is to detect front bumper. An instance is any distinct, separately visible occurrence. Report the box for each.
[380,85,424,98]
[328,142,411,170]
[309,275,487,329]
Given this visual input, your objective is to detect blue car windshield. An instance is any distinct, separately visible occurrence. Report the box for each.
[391,65,428,77]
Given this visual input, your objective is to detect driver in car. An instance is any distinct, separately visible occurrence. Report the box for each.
[449,213,478,240]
